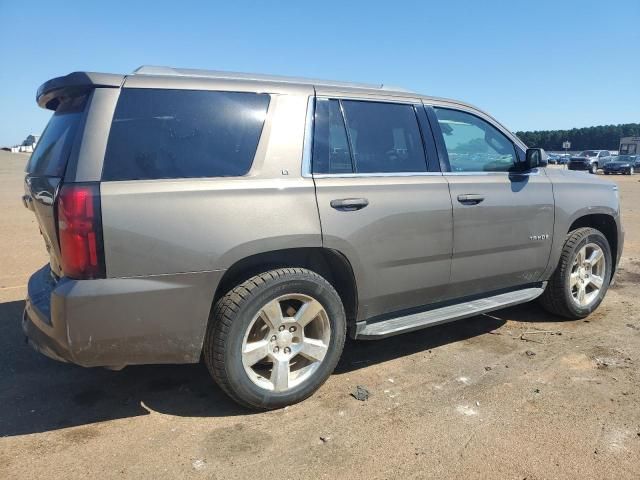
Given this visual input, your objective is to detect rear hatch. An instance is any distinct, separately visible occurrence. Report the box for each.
[24,93,89,277]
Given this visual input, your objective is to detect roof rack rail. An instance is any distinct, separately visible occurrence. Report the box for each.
[132,65,413,93]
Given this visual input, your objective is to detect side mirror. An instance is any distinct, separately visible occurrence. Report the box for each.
[524,148,548,170]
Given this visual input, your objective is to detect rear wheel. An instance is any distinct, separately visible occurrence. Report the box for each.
[539,227,612,319]
[203,268,346,410]
[628,167,634,175]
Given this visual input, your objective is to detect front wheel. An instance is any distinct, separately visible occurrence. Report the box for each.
[589,163,598,174]
[203,268,346,410]
[539,227,612,319]
[628,167,634,175]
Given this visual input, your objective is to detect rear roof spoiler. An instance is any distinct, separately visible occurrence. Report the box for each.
[37,72,124,110]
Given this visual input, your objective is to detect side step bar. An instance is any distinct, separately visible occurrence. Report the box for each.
[354,285,546,340]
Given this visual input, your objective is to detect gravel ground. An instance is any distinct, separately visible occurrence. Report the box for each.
[1,151,638,479]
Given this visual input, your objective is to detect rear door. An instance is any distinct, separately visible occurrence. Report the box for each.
[311,96,453,320]
[428,105,554,298]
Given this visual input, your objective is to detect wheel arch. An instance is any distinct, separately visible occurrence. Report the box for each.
[568,213,618,279]
[213,247,359,325]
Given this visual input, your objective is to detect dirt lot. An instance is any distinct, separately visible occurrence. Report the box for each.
[1,150,638,479]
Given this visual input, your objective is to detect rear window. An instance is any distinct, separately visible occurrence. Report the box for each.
[27,94,88,176]
[102,89,270,181]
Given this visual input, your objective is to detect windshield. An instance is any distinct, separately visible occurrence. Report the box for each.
[578,150,598,157]
[615,155,635,162]
[26,94,88,176]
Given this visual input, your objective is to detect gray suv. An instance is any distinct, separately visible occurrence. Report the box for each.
[22,66,624,409]
[568,150,611,174]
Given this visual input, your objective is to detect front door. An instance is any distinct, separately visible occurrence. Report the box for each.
[312,97,453,320]
[430,105,554,298]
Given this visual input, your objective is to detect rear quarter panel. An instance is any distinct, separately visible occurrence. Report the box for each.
[100,90,321,277]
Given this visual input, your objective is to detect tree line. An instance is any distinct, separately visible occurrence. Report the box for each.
[515,123,640,151]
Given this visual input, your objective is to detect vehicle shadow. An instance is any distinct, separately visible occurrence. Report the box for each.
[0,298,557,437]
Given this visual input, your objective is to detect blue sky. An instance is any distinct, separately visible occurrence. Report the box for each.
[0,0,638,146]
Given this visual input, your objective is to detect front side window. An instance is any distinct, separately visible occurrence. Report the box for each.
[434,108,517,172]
[312,99,427,174]
[102,89,270,181]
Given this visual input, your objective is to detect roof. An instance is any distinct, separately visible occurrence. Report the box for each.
[132,65,415,94]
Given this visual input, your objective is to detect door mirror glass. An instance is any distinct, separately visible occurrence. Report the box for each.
[524,148,548,170]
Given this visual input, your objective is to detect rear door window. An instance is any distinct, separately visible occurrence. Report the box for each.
[102,89,270,181]
[26,94,88,177]
[312,99,427,174]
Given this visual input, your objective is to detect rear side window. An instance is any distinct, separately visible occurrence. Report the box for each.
[342,100,427,174]
[102,89,270,181]
[27,94,88,177]
[312,99,353,174]
[312,99,427,174]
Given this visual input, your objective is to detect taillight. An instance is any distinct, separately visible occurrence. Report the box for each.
[57,183,105,279]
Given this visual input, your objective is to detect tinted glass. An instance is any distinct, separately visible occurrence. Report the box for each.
[103,89,270,181]
[312,99,353,174]
[27,94,88,176]
[434,108,517,172]
[342,101,427,173]
[619,144,636,155]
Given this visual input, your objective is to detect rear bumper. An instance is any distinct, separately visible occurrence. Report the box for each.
[23,265,224,367]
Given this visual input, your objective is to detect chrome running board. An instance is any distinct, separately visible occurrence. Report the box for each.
[354,285,546,340]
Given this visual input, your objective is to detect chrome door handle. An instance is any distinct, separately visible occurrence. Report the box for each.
[457,194,485,205]
[330,198,369,211]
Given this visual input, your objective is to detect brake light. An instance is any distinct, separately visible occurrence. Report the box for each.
[57,183,105,279]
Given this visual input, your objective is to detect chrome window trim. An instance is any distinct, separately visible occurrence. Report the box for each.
[301,95,315,178]
[443,169,541,176]
[312,171,443,179]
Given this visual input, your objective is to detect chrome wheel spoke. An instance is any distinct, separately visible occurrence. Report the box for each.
[260,299,283,330]
[299,337,328,362]
[242,340,270,367]
[570,271,580,288]
[271,358,290,392]
[577,284,586,304]
[589,274,604,290]
[295,299,324,328]
[587,248,603,267]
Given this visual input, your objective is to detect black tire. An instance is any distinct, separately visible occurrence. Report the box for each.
[203,268,346,410]
[604,172,610,175]
[539,227,612,319]
[589,163,598,174]
[628,167,634,175]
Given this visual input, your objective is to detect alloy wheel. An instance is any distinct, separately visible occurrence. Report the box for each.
[241,294,331,392]
[570,243,606,307]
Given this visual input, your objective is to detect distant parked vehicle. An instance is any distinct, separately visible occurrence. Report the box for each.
[619,137,639,156]
[547,153,560,164]
[568,150,611,174]
[603,155,636,175]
